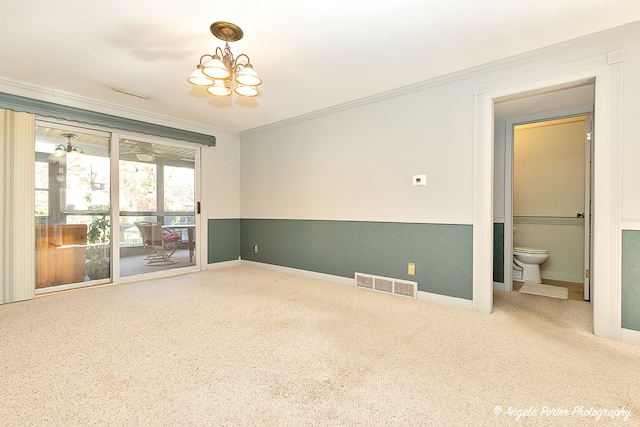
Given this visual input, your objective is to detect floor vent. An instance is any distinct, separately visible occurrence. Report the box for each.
[355,273,417,298]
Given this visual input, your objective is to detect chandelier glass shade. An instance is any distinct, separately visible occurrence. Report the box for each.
[53,133,83,157]
[188,22,262,98]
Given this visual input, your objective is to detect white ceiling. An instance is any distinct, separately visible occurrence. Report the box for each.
[1,1,639,134]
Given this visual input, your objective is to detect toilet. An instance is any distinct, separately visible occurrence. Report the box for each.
[513,247,549,284]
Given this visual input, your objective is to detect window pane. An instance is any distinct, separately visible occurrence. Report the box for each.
[35,162,49,189]
[35,161,49,217]
[164,165,195,212]
[119,137,196,277]
[66,153,110,210]
[119,160,157,212]
[35,190,48,216]
[35,125,112,288]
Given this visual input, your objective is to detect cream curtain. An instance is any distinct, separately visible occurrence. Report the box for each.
[0,108,35,304]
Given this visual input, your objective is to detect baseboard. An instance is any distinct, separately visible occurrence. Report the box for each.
[239,260,474,310]
[541,271,583,284]
[206,259,241,270]
[620,328,640,345]
[417,290,473,310]
[239,260,354,286]
[493,281,505,291]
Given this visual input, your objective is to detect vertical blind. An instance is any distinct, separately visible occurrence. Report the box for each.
[1,108,36,304]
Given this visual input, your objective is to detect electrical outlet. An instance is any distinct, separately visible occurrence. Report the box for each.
[254,244,259,253]
[408,263,415,275]
[413,175,426,186]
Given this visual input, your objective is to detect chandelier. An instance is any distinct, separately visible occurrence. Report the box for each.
[188,21,262,98]
[53,133,83,157]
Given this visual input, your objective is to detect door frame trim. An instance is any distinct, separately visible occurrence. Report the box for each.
[473,52,623,340]
[112,131,201,282]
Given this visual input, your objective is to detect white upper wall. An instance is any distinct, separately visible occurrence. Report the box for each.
[240,24,640,225]
[6,23,637,226]
[514,119,586,217]
[200,132,241,218]
[240,80,475,224]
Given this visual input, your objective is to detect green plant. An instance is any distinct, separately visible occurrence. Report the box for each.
[86,213,111,280]
[87,213,110,244]
[86,245,110,280]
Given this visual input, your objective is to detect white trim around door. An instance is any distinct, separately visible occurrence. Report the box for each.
[473,52,624,341]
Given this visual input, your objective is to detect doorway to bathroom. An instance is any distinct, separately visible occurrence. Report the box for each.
[478,58,624,339]
[494,81,595,302]
[510,115,592,301]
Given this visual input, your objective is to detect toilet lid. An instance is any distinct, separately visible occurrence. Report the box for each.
[514,246,548,254]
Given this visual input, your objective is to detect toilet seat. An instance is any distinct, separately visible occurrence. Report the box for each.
[514,246,548,255]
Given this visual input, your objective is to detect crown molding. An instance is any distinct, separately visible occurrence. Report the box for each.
[241,20,640,137]
[2,20,638,140]
[0,76,240,138]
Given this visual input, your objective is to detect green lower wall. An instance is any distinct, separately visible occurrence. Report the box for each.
[622,230,640,332]
[205,220,640,325]
[238,219,473,300]
[207,219,240,263]
[494,223,504,284]
[492,226,639,331]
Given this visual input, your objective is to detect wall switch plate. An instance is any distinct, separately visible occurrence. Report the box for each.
[254,244,259,253]
[408,263,415,275]
[413,175,426,186]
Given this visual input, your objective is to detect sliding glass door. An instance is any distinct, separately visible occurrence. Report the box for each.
[35,124,111,290]
[34,122,199,291]
[118,136,197,277]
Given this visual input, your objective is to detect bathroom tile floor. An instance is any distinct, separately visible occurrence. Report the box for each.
[513,279,585,301]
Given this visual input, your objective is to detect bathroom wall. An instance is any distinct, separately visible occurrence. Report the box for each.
[513,220,584,283]
[513,118,586,283]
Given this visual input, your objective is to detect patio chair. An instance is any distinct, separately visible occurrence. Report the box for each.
[134,221,181,265]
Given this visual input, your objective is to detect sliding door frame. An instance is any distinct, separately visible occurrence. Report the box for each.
[112,131,202,282]
[34,117,202,289]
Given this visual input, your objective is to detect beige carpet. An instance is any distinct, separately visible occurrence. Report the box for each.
[520,281,569,299]
[1,266,638,426]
